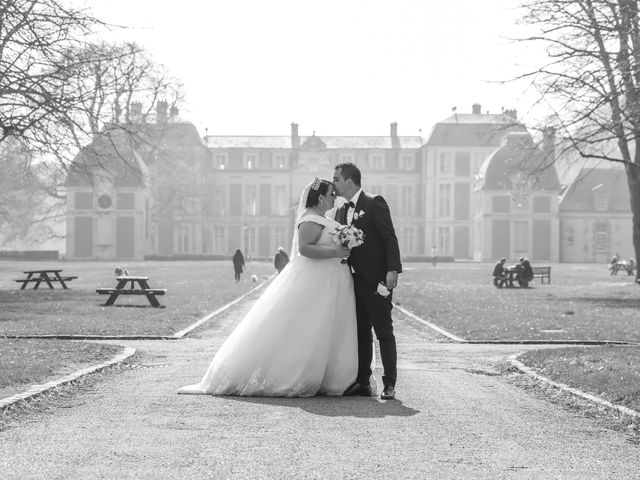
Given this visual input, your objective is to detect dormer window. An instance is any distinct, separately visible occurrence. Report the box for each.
[595,196,608,211]
[244,153,257,170]
[273,154,288,169]
[213,153,228,170]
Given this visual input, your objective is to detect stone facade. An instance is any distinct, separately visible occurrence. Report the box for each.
[64,104,633,262]
[559,165,633,263]
[473,130,561,262]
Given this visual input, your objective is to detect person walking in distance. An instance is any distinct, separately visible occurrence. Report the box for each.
[274,246,290,274]
[232,249,245,283]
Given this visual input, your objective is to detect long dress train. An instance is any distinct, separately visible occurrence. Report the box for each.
[178,214,357,397]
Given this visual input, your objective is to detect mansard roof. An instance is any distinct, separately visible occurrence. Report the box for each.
[66,121,204,187]
[476,131,561,192]
[559,165,630,212]
[425,113,528,147]
[204,135,423,149]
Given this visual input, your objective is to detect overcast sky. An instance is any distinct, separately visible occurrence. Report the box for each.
[87,0,547,137]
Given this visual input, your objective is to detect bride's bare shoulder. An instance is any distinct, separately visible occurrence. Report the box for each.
[298,209,329,227]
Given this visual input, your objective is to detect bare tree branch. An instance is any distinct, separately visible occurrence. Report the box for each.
[518,0,640,279]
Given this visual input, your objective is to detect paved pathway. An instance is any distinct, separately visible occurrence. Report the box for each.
[1,296,639,479]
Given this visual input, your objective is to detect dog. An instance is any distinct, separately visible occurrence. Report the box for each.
[250,274,258,283]
[114,266,129,277]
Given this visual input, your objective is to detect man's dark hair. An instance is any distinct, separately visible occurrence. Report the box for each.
[335,162,361,187]
[305,179,333,207]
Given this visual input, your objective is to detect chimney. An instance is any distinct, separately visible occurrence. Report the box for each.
[390,122,398,138]
[169,105,179,120]
[504,108,518,120]
[390,122,399,148]
[291,122,299,148]
[130,101,142,123]
[472,103,482,115]
[543,126,556,161]
[156,100,168,123]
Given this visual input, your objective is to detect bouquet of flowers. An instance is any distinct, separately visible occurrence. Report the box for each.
[332,225,365,263]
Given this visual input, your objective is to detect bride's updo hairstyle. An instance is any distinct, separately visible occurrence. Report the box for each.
[305,177,333,207]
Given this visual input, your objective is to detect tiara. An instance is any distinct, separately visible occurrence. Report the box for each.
[311,177,321,191]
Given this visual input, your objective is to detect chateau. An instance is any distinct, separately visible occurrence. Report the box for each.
[64,103,633,262]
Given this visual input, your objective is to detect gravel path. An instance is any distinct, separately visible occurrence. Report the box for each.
[1,297,639,479]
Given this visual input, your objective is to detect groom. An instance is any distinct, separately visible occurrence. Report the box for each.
[333,162,402,400]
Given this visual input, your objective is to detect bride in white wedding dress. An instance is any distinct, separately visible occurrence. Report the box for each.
[178,178,357,397]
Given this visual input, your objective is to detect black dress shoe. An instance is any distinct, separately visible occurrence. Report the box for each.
[343,381,362,396]
[381,385,395,400]
[343,381,373,397]
[359,384,373,397]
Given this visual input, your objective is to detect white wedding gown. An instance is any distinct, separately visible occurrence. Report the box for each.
[178,214,357,397]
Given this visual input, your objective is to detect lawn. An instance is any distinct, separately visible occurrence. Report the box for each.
[518,346,640,413]
[0,338,123,401]
[2,260,640,418]
[0,260,275,336]
[394,262,640,342]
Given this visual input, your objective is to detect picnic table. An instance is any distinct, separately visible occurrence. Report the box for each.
[96,276,167,308]
[609,260,635,276]
[14,269,78,290]
[504,266,519,288]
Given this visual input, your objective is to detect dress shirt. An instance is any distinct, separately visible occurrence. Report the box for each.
[346,189,362,225]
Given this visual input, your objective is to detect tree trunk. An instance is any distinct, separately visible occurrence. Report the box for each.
[626,163,640,283]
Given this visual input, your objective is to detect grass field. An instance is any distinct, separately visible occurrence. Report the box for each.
[0,260,275,336]
[0,339,122,401]
[395,262,640,342]
[518,346,640,413]
[2,260,640,417]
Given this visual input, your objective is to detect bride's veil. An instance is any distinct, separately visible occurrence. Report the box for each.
[289,181,313,259]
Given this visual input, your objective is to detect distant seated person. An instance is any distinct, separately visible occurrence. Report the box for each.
[492,258,508,288]
[517,258,534,288]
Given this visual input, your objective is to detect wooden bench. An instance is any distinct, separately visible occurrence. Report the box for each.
[531,266,551,284]
[14,277,78,288]
[96,288,167,296]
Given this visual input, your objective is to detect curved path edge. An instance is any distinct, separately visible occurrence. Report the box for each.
[172,276,273,338]
[395,303,467,342]
[0,347,136,411]
[509,353,640,420]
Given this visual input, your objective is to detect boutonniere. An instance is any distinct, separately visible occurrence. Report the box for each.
[353,210,365,221]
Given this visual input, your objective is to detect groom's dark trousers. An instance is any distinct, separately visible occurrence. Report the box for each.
[337,191,402,389]
[353,275,396,388]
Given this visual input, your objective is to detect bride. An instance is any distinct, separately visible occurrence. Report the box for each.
[178,178,357,397]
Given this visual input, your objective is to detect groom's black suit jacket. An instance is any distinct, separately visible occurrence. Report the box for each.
[336,192,402,287]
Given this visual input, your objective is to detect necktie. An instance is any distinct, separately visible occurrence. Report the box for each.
[346,201,355,209]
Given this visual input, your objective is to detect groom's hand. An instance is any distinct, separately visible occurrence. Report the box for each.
[385,271,398,290]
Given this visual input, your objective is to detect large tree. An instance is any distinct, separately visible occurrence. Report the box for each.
[0,0,185,245]
[43,40,184,173]
[0,139,61,248]
[0,0,106,143]
[518,0,640,279]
